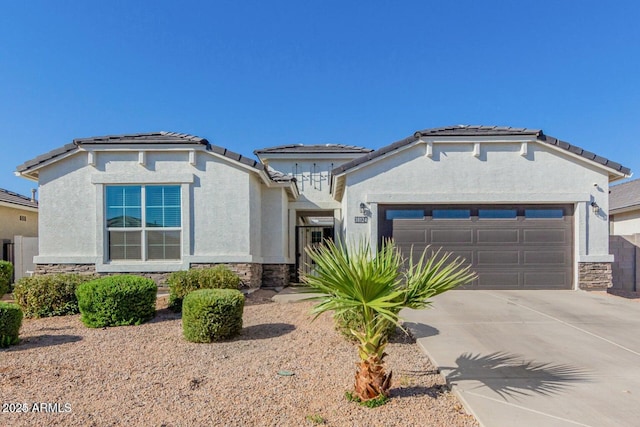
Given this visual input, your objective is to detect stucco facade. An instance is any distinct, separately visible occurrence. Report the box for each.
[17,127,631,290]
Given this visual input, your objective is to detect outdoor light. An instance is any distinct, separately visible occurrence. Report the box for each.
[590,201,600,214]
[359,202,367,214]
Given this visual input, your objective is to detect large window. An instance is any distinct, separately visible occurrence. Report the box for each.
[106,185,181,261]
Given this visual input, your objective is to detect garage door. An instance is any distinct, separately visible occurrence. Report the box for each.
[379,205,574,289]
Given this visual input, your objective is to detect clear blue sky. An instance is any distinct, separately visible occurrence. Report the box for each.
[1,0,638,198]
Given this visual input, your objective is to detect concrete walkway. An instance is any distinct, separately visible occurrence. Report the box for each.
[401,290,640,427]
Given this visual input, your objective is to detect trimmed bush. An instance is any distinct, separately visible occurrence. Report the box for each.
[76,275,157,328]
[168,266,241,312]
[0,302,23,348]
[0,261,13,296]
[182,288,244,343]
[13,274,95,318]
[334,309,397,343]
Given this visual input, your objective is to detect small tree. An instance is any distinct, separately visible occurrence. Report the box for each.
[303,239,475,404]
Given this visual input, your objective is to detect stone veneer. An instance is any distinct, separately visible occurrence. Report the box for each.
[578,262,613,290]
[261,264,292,288]
[35,262,264,288]
[35,264,173,285]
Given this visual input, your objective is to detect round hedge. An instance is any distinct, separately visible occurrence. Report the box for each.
[168,266,241,312]
[13,273,95,318]
[76,275,157,328]
[182,288,245,343]
[0,302,23,348]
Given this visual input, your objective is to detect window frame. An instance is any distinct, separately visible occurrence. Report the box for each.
[105,184,183,262]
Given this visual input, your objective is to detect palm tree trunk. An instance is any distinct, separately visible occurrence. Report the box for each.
[354,354,393,400]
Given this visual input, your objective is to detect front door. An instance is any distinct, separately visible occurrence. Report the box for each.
[296,226,334,280]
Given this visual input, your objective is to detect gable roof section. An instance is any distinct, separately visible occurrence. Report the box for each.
[610,178,640,213]
[254,143,372,155]
[0,188,38,209]
[16,131,265,174]
[331,125,632,177]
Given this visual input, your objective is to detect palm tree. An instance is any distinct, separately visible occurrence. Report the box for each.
[303,239,476,403]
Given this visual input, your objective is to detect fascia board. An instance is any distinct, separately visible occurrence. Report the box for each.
[0,201,38,212]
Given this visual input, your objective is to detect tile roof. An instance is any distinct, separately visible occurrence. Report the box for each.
[254,143,373,155]
[331,125,632,176]
[15,131,265,173]
[266,166,296,183]
[610,178,640,211]
[0,188,38,209]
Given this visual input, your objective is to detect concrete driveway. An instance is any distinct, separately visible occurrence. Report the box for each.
[402,290,640,427]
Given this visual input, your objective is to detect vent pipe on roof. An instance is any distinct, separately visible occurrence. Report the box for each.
[31,188,37,202]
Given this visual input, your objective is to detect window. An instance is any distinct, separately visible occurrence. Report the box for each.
[478,209,517,219]
[385,209,424,220]
[525,209,563,219]
[432,209,471,219]
[106,185,181,261]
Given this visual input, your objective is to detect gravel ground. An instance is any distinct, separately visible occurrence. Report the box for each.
[1,290,478,427]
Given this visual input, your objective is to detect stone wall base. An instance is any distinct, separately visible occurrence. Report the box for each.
[35,262,289,289]
[578,262,613,291]
[262,264,293,288]
[34,264,173,285]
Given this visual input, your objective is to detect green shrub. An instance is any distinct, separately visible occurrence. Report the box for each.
[0,302,23,348]
[0,261,13,296]
[13,274,95,318]
[182,288,244,342]
[76,275,157,328]
[168,265,241,312]
[334,309,397,343]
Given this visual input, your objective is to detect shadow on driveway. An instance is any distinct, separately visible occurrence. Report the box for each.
[441,351,592,400]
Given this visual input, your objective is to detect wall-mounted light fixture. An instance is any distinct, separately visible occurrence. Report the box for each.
[590,201,600,214]
[359,202,367,214]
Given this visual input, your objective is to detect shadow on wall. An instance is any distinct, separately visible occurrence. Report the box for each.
[440,351,592,400]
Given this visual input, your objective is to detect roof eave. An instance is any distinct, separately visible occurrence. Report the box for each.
[610,205,640,215]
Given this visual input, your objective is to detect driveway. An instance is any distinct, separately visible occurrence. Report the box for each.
[402,290,640,427]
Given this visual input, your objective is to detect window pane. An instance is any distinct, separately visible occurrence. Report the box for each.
[525,209,563,219]
[109,231,141,260]
[479,209,517,219]
[386,210,424,220]
[147,230,181,260]
[432,209,470,219]
[145,186,181,227]
[146,207,163,227]
[106,186,141,228]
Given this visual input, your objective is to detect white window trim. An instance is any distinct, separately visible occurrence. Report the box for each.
[94,178,192,272]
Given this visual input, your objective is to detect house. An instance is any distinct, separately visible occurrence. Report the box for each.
[610,178,640,236]
[16,126,631,290]
[0,188,39,281]
[609,178,640,292]
[0,188,38,260]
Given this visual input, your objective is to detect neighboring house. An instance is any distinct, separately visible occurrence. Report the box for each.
[16,126,631,290]
[609,179,640,292]
[610,178,640,236]
[0,188,38,261]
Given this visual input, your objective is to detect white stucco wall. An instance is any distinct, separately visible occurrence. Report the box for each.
[33,148,282,271]
[261,187,290,263]
[611,210,640,236]
[339,141,612,265]
[37,153,97,261]
[266,158,348,208]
